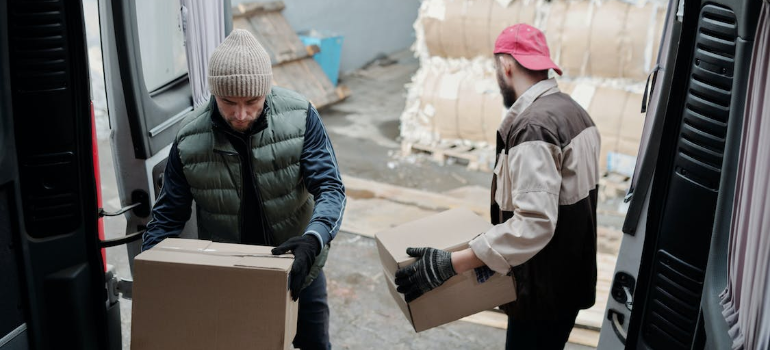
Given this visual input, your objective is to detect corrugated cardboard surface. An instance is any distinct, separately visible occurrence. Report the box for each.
[375,208,517,332]
[131,239,297,350]
[560,0,592,77]
[434,71,463,140]
[544,0,568,66]
[403,58,503,146]
[464,0,494,57]
[586,86,644,170]
[440,0,468,58]
[589,0,626,78]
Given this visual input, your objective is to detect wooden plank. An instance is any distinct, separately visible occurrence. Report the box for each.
[266,11,306,63]
[272,59,344,109]
[569,327,601,348]
[268,11,305,61]
[306,44,321,56]
[407,142,495,172]
[233,1,285,18]
[467,148,495,172]
[233,18,278,64]
[232,3,309,65]
[298,59,338,105]
[442,185,488,205]
[335,85,352,100]
[460,310,600,348]
[247,13,305,65]
[460,310,507,328]
[342,175,488,217]
[442,144,475,159]
[341,197,438,238]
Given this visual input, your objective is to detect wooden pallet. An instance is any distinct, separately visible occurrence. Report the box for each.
[233,1,350,109]
[461,310,601,348]
[402,142,495,172]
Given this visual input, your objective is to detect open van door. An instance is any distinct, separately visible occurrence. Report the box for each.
[598,0,762,348]
[97,0,232,275]
[0,0,119,349]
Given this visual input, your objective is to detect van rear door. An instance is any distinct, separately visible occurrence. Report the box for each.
[0,0,118,349]
[97,0,231,273]
[598,0,762,348]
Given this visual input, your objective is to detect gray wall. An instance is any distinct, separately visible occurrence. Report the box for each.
[232,0,420,73]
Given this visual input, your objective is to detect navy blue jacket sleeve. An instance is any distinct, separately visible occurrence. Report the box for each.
[141,142,193,251]
[300,105,346,247]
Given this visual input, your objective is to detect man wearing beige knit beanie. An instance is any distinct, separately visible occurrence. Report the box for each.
[142,29,345,350]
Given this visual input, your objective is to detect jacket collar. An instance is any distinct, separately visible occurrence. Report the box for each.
[497,78,560,137]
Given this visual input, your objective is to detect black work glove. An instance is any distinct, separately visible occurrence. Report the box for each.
[394,247,457,302]
[272,235,321,301]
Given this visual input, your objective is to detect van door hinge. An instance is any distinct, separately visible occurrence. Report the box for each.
[98,189,150,218]
[611,272,636,311]
[106,265,133,302]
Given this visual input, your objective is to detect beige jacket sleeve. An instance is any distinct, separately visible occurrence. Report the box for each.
[469,140,562,274]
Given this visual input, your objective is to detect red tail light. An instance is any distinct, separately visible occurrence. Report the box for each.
[90,101,107,271]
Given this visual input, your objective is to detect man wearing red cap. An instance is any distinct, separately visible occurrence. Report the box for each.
[396,24,600,349]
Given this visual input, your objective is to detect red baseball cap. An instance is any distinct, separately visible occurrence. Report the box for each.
[494,24,562,76]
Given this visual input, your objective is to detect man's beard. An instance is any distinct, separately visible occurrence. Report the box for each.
[500,84,516,109]
[496,70,516,108]
[218,107,254,133]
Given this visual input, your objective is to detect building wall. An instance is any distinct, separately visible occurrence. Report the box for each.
[232,0,420,73]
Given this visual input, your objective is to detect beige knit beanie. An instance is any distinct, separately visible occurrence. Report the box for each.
[208,29,272,97]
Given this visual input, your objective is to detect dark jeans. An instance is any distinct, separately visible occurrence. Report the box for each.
[293,270,331,350]
[505,309,580,350]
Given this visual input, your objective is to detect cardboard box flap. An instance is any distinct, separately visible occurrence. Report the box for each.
[409,270,516,332]
[138,238,293,272]
[155,237,212,251]
[234,256,293,271]
[383,268,413,325]
[375,208,492,276]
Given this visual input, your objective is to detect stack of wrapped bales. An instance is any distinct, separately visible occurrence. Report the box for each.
[401,0,667,172]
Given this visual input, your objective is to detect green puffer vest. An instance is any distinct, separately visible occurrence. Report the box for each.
[175,87,329,286]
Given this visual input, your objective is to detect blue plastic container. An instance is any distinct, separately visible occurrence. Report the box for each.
[298,30,343,86]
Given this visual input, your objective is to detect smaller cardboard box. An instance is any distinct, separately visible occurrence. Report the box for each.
[131,238,297,350]
[375,208,517,332]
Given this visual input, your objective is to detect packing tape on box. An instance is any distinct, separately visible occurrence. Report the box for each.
[156,246,294,259]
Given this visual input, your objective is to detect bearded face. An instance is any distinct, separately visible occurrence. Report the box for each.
[496,65,517,109]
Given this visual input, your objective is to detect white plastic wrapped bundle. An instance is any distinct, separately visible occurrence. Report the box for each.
[413,0,666,80]
[402,0,667,170]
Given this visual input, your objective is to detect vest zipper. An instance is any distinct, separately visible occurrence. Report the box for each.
[214,149,243,242]
[213,150,241,199]
[246,137,274,246]
[214,124,274,246]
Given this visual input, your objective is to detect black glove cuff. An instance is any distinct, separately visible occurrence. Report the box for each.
[303,234,322,256]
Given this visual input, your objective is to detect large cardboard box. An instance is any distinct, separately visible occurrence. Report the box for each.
[375,208,517,332]
[131,238,298,350]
